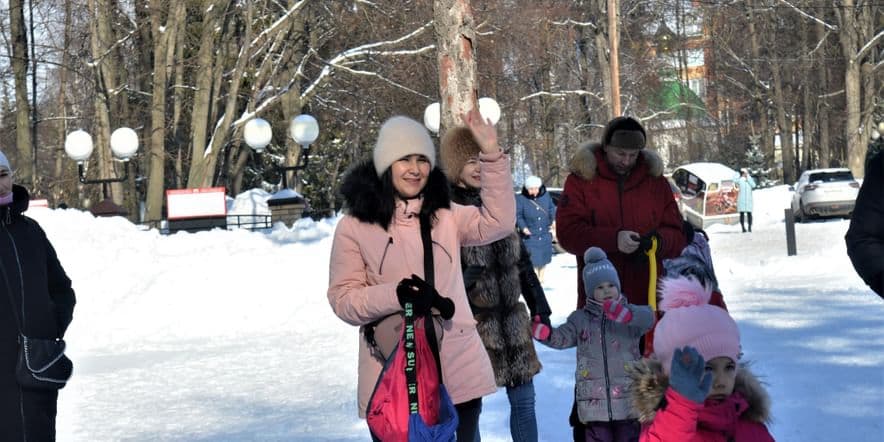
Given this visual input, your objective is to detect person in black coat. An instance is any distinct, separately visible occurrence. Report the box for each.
[846,149,884,299]
[441,127,552,442]
[0,151,76,441]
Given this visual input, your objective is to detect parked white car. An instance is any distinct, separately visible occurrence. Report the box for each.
[790,168,860,222]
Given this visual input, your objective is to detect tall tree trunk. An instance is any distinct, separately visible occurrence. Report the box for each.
[88,0,117,204]
[835,0,875,178]
[54,0,72,198]
[187,0,231,189]
[145,0,182,221]
[746,0,772,166]
[770,62,795,184]
[815,21,831,169]
[279,10,307,191]
[434,0,479,133]
[593,0,613,119]
[9,0,33,184]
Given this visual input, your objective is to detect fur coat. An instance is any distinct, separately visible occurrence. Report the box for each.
[451,185,551,387]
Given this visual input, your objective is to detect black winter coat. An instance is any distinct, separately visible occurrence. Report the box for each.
[451,185,551,387]
[846,150,884,298]
[0,185,76,441]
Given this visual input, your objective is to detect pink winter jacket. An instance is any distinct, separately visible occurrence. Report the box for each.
[641,389,775,442]
[328,151,515,417]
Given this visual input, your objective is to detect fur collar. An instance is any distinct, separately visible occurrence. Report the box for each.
[627,358,772,425]
[568,142,664,181]
[339,159,450,230]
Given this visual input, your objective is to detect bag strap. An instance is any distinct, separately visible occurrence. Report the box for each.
[403,214,446,416]
[419,214,443,378]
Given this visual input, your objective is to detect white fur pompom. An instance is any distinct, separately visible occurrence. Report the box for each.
[658,276,711,312]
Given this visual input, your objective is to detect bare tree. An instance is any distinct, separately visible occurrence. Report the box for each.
[9,0,33,184]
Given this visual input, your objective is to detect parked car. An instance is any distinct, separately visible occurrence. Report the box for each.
[665,175,684,216]
[670,163,740,229]
[790,168,859,222]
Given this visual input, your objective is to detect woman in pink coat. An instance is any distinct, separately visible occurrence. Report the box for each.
[327,110,515,441]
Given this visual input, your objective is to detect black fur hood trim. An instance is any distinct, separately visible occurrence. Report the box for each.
[339,159,451,230]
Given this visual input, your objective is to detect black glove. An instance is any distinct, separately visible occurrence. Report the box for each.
[462,265,484,290]
[396,274,456,319]
[637,231,659,253]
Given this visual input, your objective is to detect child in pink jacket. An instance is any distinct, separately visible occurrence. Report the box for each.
[628,276,775,442]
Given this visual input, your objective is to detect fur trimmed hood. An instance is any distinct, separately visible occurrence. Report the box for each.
[568,142,665,181]
[338,158,450,230]
[627,358,772,425]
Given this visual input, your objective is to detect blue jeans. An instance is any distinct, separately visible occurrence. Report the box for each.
[507,380,538,442]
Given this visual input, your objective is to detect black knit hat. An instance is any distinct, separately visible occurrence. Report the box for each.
[603,116,646,150]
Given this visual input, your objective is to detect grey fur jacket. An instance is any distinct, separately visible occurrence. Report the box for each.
[539,300,653,423]
[453,185,552,387]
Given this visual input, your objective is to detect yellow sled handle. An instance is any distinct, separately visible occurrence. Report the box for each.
[645,236,659,311]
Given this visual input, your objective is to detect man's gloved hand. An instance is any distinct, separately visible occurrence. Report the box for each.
[602,299,633,324]
[462,265,484,291]
[617,230,640,254]
[396,274,455,319]
[531,315,551,341]
[669,346,712,404]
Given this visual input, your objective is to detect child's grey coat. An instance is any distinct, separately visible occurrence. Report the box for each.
[539,300,653,423]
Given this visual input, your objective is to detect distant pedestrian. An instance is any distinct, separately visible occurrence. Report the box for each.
[517,175,556,282]
[736,168,756,233]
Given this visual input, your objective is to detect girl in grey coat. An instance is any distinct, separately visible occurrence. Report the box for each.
[532,247,652,442]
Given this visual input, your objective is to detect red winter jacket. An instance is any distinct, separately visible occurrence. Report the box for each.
[640,389,775,442]
[556,143,685,308]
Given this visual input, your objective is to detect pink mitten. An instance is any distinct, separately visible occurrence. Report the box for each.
[603,300,633,324]
[531,315,550,341]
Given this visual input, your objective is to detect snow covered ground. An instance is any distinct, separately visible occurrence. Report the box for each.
[28,185,882,441]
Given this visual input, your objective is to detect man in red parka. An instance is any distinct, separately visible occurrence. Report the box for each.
[556,116,685,310]
[556,116,686,442]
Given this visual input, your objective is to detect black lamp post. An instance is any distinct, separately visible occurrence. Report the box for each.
[64,127,138,214]
[243,114,318,190]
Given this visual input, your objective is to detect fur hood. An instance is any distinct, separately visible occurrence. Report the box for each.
[338,159,450,230]
[568,142,665,181]
[628,358,772,425]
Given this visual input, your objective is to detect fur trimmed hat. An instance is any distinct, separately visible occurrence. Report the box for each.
[653,276,741,375]
[373,116,436,177]
[439,126,480,182]
[0,151,10,171]
[582,247,621,302]
[603,116,646,150]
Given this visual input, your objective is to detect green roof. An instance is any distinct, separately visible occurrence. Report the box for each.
[650,80,707,119]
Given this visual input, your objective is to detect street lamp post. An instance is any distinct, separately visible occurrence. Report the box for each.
[64,127,138,214]
[243,114,319,190]
[243,114,319,226]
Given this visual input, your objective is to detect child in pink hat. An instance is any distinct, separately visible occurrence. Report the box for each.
[628,276,775,441]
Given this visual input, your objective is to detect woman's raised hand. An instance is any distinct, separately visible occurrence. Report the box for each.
[461,107,500,154]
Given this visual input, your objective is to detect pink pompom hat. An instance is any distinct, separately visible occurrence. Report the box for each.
[653,276,741,374]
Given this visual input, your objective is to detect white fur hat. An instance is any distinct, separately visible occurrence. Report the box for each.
[0,151,10,171]
[373,116,436,177]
